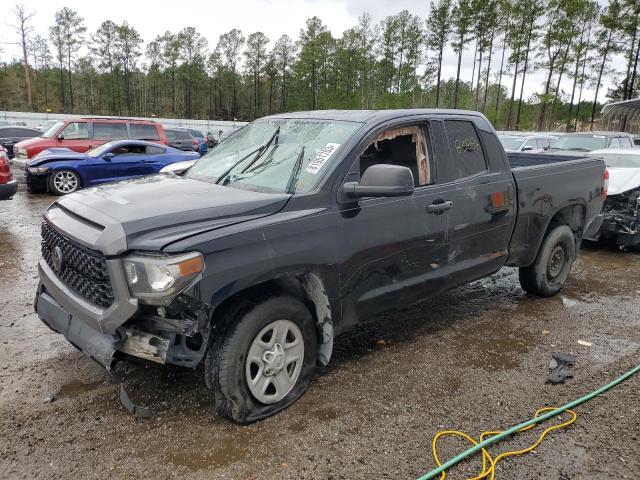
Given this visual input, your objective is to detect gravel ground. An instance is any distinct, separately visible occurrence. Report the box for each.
[1,176,639,480]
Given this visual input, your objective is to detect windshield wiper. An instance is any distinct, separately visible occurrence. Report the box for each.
[215,126,280,185]
[567,147,589,152]
[286,147,305,194]
[240,126,280,174]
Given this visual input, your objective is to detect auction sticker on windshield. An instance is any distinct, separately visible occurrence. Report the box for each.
[306,143,341,174]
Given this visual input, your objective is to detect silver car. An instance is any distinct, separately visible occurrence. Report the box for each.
[498,133,558,153]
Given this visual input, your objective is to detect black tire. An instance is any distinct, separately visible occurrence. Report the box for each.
[49,169,81,195]
[519,225,576,297]
[205,296,317,424]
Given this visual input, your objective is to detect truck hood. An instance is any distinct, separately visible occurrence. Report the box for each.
[28,148,87,166]
[608,167,640,196]
[54,175,291,251]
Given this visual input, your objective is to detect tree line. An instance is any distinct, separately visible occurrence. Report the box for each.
[1,0,639,131]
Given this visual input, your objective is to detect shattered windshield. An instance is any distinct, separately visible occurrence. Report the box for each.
[549,135,607,152]
[186,119,361,193]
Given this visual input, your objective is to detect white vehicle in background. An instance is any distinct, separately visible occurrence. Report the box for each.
[584,148,640,249]
[548,132,636,153]
[497,133,558,153]
[159,158,197,174]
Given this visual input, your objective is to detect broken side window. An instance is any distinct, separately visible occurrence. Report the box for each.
[359,125,431,187]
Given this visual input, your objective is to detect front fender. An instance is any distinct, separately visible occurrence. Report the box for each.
[206,267,337,366]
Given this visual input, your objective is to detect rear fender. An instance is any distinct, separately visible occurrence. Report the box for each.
[520,201,587,267]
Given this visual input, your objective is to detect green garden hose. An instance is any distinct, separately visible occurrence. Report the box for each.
[417,361,640,480]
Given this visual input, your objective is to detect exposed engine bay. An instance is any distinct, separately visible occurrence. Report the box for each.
[599,188,640,248]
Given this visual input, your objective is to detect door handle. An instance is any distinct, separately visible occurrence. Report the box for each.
[426,200,453,215]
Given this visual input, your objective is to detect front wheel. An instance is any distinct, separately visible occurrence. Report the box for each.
[49,170,81,195]
[519,225,576,297]
[205,296,317,424]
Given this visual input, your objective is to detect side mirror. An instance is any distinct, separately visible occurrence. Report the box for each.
[102,152,115,160]
[342,164,415,199]
[57,133,64,140]
[522,145,534,151]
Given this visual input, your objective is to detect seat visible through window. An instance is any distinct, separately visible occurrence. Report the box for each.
[359,126,430,186]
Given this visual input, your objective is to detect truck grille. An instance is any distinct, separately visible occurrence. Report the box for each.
[41,222,114,308]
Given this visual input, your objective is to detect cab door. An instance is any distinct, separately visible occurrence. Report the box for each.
[106,150,146,179]
[86,146,142,184]
[435,119,516,287]
[129,146,166,176]
[57,122,93,152]
[336,121,454,325]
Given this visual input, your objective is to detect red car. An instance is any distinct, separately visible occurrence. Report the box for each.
[0,145,18,200]
[13,117,168,165]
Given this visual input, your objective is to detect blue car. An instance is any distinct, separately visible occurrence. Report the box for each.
[25,140,200,195]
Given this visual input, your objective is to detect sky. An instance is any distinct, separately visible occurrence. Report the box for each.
[0,0,624,106]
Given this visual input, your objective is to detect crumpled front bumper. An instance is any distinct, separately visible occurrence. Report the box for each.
[35,255,139,370]
[36,288,120,369]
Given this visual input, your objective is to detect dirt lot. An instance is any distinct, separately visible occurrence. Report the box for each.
[1,177,639,480]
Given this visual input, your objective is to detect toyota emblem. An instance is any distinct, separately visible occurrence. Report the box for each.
[52,246,64,273]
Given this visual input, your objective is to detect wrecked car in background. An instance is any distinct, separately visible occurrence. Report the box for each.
[585,148,640,249]
[34,109,606,424]
[26,140,199,195]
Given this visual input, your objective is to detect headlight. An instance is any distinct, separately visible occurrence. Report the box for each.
[28,166,49,174]
[122,252,204,305]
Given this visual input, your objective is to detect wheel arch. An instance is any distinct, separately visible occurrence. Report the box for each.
[544,202,586,251]
[48,165,85,190]
[514,201,587,268]
[209,272,334,366]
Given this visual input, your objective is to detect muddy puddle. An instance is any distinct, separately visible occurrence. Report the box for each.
[58,379,106,398]
[165,442,248,471]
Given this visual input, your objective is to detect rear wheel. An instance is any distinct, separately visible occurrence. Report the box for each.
[49,170,81,195]
[205,296,317,424]
[519,225,576,297]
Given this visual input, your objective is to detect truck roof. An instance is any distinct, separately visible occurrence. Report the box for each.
[263,109,486,124]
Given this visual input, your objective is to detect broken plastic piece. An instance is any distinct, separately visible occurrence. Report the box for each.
[119,385,151,419]
[552,352,576,365]
[43,393,56,403]
[577,340,593,347]
[547,352,577,384]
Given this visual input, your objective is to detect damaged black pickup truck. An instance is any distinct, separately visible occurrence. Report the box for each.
[35,110,607,423]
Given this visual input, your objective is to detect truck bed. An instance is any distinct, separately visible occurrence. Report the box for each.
[505,151,606,267]
[507,151,588,168]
